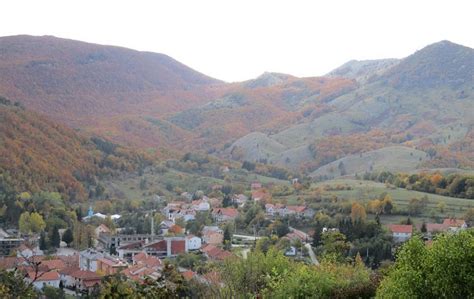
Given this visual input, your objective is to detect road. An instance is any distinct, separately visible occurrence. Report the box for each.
[305,243,319,266]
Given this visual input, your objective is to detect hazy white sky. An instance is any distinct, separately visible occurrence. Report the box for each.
[1,0,473,82]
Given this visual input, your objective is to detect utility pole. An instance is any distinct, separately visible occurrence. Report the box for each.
[151,211,155,237]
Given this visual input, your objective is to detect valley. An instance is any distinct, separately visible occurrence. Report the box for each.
[0,35,473,298]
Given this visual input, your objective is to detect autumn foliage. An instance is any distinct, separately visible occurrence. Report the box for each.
[0,103,153,201]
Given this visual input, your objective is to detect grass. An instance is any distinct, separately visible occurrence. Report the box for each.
[103,166,290,202]
[272,178,473,225]
[312,179,473,222]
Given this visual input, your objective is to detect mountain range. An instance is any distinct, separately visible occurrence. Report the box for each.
[0,35,472,177]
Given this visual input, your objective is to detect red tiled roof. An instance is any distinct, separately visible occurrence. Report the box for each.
[213,208,239,218]
[0,257,21,270]
[59,266,81,276]
[28,271,60,281]
[41,259,66,271]
[57,254,79,267]
[97,257,126,267]
[287,206,306,213]
[442,219,466,227]
[388,224,413,234]
[201,244,233,260]
[181,270,195,281]
[133,252,148,263]
[71,270,101,280]
[84,279,101,287]
[133,252,162,268]
[426,223,447,232]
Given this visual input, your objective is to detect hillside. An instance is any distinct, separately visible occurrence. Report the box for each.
[0,36,472,176]
[0,35,222,149]
[310,146,428,179]
[168,75,356,150]
[0,99,153,201]
[228,41,474,173]
[381,40,474,89]
[326,59,399,83]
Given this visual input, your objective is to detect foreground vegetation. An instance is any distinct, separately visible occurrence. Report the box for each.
[1,229,472,298]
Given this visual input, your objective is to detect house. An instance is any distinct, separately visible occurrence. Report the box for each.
[287,206,315,218]
[117,241,146,261]
[41,259,66,272]
[388,224,413,242]
[442,218,467,232]
[143,237,188,257]
[180,209,197,222]
[26,271,61,290]
[251,189,271,202]
[233,194,248,207]
[186,235,202,250]
[201,244,233,261]
[16,244,43,258]
[191,199,211,211]
[265,203,286,217]
[122,252,162,282]
[79,249,104,272]
[67,269,102,290]
[212,208,239,222]
[159,220,175,235]
[59,266,81,288]
[285,229,310,243]
[421,223,448,238]
[96,256,128,275]
[284,246,297,256]
[95,224,111,237]
[132,252,162,268]
[122,263,159,282]
[202,226,223,245]
[251,182,262,190]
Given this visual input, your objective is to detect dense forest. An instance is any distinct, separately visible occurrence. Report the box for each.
[0,97,154,202]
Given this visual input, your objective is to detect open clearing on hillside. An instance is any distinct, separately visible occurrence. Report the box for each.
[313,179,473,220]
[310,146,428,179]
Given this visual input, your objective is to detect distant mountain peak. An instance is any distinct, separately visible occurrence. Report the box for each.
[381,40,474,89]
[326,58,399,82]
[244,72,296,88]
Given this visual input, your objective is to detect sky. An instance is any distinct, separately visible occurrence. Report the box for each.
[1,0,473,82]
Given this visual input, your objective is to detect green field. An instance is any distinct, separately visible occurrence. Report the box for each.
[313,179,473,223]
[273,178,473,225]
[103,166,290,202]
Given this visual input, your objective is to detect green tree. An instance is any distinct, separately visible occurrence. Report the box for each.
[39,231,48,250]
[0,269,37,298]
[61,228,73,247]
[42,285,65,299]
[376,229,474,298]
[19,212,46,235]
[321,231,350,261]
[223,223,233,250]
[50,226,61,248]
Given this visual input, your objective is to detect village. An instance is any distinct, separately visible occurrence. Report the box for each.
[0,180,469,296]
